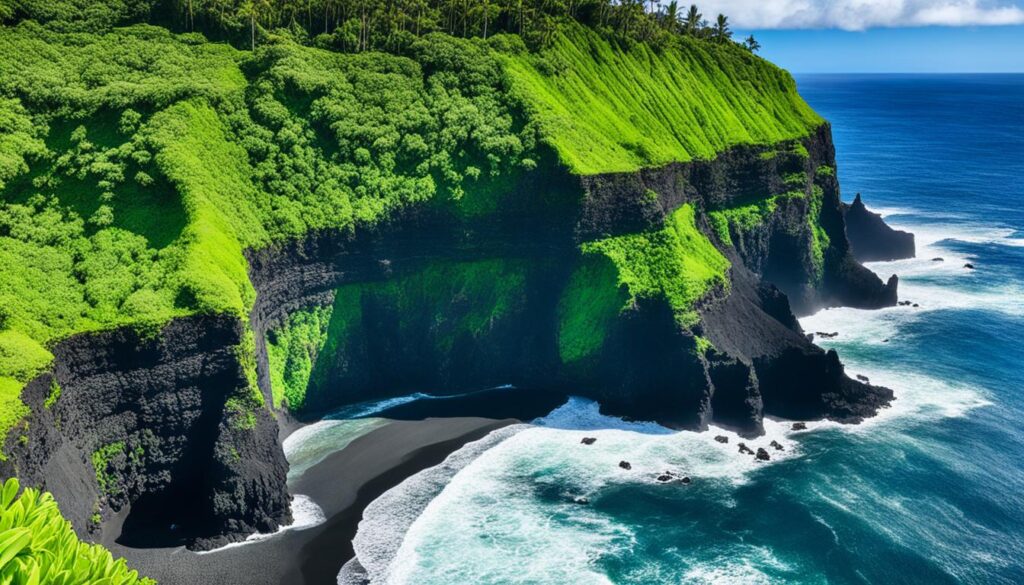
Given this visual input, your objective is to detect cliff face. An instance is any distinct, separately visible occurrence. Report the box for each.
[251,123,897,438]
[0,121,902,549]
[0,317,290,550]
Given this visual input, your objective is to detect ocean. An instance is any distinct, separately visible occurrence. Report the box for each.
[333,74,1024,584]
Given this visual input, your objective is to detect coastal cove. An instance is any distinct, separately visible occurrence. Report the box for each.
[1,1,1022,582]
[144,74,1024,585]
[326,74,1024,585]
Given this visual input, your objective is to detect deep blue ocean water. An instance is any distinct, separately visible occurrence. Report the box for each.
[318,75,1024,584]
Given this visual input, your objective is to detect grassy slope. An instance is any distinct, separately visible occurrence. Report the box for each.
[500,22,823,174]
[0,20,825,434]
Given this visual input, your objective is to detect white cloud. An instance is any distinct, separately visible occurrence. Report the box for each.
[686,0,1024,30]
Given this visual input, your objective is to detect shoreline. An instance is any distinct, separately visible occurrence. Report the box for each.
[106,417,517,585]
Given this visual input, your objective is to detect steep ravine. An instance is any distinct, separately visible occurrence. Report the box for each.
[2,123,900,550]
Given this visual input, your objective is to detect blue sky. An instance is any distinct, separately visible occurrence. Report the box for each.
[685,1,1024,72]
[741,25,1024,73]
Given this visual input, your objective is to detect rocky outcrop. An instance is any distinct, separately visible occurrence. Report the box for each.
[0,316,291,551]
[842,193,916,262]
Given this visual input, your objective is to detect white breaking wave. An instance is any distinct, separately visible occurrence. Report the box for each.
[346,397,811,584]
[197,494,326,554]
[340,207,1010,584]
[339,425,530,585]
[284,418,387,481]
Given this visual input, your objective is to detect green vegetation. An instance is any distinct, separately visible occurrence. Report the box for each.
[91,441,125,497]
[0,1,824,446]
[582,203,729,328]
[0,477,154,584]
[266,305,333,409]
[808,185,830,281]
[556,255,627,366]
[42,379,59,409]
[295,259,528,410]
[709,190,805,246]
[816,164,835,177]
[501,23,821,173]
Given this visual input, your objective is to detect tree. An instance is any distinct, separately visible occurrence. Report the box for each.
[662,0,679,31]
[682,3,700,35]
[744,34,760,52]
[712,13,730,43]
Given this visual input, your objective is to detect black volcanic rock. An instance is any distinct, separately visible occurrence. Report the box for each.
[581,437,597,445]
[791,422,807,430]
[738,443,754,455]
[714,435,729,444]
[964,263,975,270]
[770,440,784,451]
[756,448,771,461]
[842,193,916,261]
[619,461,632,470]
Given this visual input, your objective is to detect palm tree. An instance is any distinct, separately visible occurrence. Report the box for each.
[663,0,679,31]
[682,3,700,35]
[744,34,760,52]
[713,13,730,43]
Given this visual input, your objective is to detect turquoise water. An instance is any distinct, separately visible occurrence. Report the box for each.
[345,75,1024,584]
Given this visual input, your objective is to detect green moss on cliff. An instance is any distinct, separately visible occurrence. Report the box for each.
[286,259,528,411]
[582,203,730,328]
[266,305,333,409]
[500,23,822,174]
[557,255,626,366]
[91,440,125,496]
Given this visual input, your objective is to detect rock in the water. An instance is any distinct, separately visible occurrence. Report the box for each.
[882,338,890,343]
[791,422,807,431]
[714,435,729,444]
[681,476,691,484]
[770,440,784,451]
[912,303,919,308]
[856,374,869,383]
[657,474,673,482]
[964,263,975,269]
[738,443,754,455]
[756,448,771,461]
[574,496,589,505]
[932,257,944,262]
[581,437,597,445]
[619,460,632,470]
[842,193,916,262]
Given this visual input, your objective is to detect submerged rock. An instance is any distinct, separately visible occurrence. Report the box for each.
[619,460,632,470]
[932,257,944,262]
[791,422,807,431]
[714,435,729,444]
[581,437,597,445]
[574,496,589,505]
[656,474,673,482]
[756,448,771,461]
[964,263,975,269]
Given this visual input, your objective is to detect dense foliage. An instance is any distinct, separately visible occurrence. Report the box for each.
[1,0,755,55]
[502,24,821,173]
[0,478,155,584]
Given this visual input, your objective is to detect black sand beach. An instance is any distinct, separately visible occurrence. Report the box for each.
[105,417,517,585]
